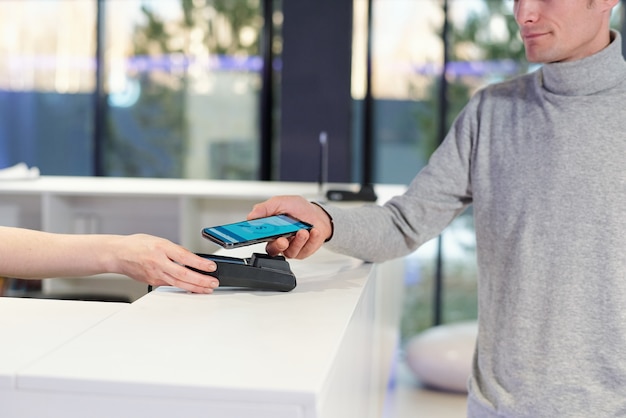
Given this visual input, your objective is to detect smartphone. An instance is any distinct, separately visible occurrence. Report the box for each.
[201,214,313,249]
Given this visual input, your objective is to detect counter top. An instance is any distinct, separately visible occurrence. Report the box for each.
[0,175,391,200]
[0,297,126,390]
[2,246,402,418]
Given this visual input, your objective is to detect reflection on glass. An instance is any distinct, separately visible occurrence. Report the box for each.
[393,0,532,338]
[104,0,263,179]
[401,212,477,339]
[352,0,443,186]
[0,0,96,175]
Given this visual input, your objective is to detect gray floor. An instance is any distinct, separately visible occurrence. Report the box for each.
[382,352,468,418]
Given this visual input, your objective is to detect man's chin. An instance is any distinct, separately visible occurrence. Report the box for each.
[524,50,549,64]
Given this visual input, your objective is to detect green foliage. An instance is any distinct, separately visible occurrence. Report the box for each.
[417,0,529,156]
[208,0,263,55]
[449,0,526,63]
[107,0,261,178]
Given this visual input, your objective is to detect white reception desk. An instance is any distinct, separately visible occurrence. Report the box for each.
[0,177,406,418]
[1,247,403,418]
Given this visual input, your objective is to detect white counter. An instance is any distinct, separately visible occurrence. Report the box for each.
[0,297,126,392]
[0,177,406,417]
[1,247,404,418]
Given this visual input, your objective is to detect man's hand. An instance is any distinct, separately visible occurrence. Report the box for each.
[248,196,333,259]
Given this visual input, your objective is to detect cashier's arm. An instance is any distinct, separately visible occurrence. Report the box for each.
[248,195,333,259]
[0,226,219,294]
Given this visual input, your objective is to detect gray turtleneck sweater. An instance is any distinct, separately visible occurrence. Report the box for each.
[322,32,626,417]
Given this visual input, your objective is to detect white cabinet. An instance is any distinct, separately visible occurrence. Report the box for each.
[0,194,41,229]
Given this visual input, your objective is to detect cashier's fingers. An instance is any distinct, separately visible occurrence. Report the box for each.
[173,250,217,276]
[164,252,220,293]
[146,257,218,293]
[159,262,220,294]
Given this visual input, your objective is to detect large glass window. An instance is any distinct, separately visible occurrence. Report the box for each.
[352,0,444,186]
[354,0,449,337]
[104,0,264,179]
[0,1,96,175]
[0,0,268,180]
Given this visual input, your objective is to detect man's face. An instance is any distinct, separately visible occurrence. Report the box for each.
[514,0,615,63]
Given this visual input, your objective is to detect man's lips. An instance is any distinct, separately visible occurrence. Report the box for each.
[521,31,549,41]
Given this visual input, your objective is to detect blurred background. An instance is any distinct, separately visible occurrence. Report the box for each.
[0,0,624,342]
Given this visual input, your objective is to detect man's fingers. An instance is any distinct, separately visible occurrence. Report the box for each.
[265,236,290,256]
[298,228,326,259]
[248,199,281,219]
[281,229,310,259]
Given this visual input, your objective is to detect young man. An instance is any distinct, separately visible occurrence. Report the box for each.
[0,226,219,294]
[248,0,626,416]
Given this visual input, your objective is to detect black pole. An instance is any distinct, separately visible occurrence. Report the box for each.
[355,0,377,201]
[93,0,106,176]
[433,0,450,326]
[259,0,275,180]
[325,0,377,202]
[362,0,374,186]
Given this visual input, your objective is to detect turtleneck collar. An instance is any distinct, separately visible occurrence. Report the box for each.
[540,31,626,96]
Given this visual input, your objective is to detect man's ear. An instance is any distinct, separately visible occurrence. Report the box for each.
[599,0,620,12]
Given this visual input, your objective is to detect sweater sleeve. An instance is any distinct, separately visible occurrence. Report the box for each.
[319,94,480,263]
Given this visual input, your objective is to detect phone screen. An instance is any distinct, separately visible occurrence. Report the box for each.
[202,214,313,248]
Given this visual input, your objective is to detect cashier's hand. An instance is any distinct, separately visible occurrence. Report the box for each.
[248,196,333,259]
[108,234,219,293]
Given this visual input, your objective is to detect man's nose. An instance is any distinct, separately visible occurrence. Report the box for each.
[514,0,539,25]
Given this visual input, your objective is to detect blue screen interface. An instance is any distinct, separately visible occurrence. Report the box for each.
[204,215,311,245]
